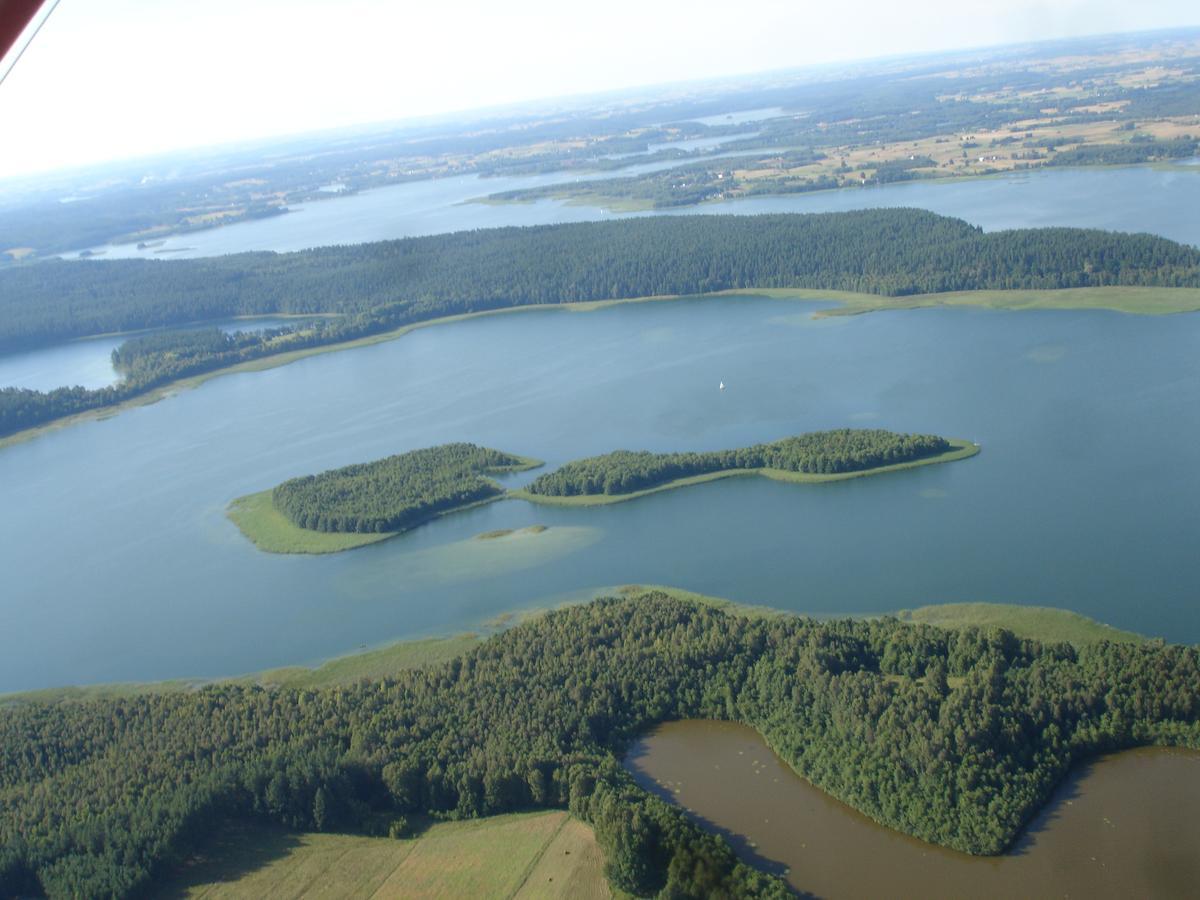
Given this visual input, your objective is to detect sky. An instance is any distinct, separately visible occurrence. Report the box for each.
[0,0,1198,178]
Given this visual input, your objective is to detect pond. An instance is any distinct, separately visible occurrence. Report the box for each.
[626,719,1200,899]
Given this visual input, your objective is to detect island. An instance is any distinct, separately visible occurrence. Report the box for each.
[228,443,541,554]
[514,430,978,504]
[229,431,976,553]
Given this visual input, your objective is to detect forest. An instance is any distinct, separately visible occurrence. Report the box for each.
[1,592,1197,898]
[3,209,1200,439]
[525,430,950,496]
[271,443,536,533]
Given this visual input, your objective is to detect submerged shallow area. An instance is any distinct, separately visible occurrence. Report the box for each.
[626,720,1200,899]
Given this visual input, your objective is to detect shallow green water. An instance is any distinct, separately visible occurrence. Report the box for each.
[626,720,1200,899]
[1,294,1198,692]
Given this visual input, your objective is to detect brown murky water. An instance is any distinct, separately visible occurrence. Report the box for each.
[625,720,1200,899]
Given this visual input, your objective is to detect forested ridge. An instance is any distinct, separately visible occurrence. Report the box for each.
[2,593,1198,898]
[272,443,535,534]
[3,210,1199,351]
[525,430,950,496]
[3,209,1200,439]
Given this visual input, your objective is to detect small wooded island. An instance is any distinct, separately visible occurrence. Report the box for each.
[228,430,977,553]
[228,443,542,554]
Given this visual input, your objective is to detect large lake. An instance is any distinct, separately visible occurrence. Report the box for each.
[626,720,1200,899]
[1,295,1198,692]
[71,162,1200,261]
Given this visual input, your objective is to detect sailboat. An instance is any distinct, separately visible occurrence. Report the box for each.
[719,381,725,391]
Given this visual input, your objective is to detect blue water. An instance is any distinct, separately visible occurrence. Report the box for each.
[2,297,1198,692]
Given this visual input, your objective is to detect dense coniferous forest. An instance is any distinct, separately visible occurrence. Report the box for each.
[271,443,535,533]
[525,430,950,496]
[3,210,1200,439]
[0,594,1197,898]
[4,210,1200,351]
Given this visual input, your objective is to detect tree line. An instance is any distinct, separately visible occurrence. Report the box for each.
[272,443,532,534]
[1,592,1198,898]
[525,430,951,496]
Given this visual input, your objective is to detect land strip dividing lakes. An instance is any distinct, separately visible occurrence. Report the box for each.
[228,431,978,553]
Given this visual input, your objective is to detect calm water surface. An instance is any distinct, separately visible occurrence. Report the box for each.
[626,720,1200,899]
[68,164,1200,261]
[1,297,1198,692]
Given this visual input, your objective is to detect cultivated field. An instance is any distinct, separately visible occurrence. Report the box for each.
[158,811,611,899]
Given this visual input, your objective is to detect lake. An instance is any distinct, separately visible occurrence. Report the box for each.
[626,720,1200,899]
[1,295,1198,692]
[66,163,1200,261]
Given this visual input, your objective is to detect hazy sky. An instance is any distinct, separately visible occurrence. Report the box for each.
[1,0,1198,177]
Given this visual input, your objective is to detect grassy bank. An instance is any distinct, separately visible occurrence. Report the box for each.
[771,285,1200,317]
[1,632,486,706]
[897,601,1147,647]
[510,439,980,507]
[157,811,611,899]
[227,490,398,553]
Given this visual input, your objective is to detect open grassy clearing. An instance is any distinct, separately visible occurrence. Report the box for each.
[509,440,980,507]
[156,811,611,899]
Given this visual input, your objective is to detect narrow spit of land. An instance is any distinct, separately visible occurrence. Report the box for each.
[514,430,978,505]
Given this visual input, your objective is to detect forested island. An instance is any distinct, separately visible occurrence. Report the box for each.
[4,209,1200,440]
[230,431,971,553]
[519,430,971,501]
[2,591,1198,898]
[229,443,540,553]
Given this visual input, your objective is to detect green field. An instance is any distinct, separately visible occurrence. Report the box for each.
[510,439,980,507]
[897,601,1148,646]
[156,811,611,899]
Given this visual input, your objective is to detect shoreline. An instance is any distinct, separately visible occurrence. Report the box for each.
[0,589,1150,705]
[4,287,1200,451]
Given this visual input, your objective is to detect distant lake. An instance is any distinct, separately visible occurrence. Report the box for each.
[2,296,1198,692]
[65,164,1200,262]
[688,106,788,127]
[626,720,1200,899]
[0,317,323,391]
